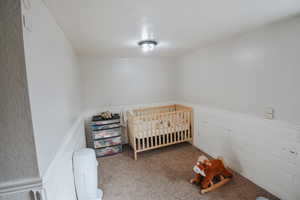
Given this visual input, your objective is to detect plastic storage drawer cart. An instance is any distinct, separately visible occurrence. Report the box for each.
[87,114,123,157]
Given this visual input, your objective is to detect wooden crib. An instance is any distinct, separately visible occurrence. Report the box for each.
[127,104,193,160]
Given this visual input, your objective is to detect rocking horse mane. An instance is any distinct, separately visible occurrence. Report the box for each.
[191,155,233,194]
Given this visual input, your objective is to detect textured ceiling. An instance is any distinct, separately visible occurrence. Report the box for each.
[45,0,300,57]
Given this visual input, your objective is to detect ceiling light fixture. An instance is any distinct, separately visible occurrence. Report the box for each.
[138,40,157,52]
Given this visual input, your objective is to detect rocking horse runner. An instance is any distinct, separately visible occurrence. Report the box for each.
[190,155,233,194]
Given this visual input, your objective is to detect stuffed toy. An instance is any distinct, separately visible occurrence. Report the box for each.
[100,111,113,119]
[190,155,233,194]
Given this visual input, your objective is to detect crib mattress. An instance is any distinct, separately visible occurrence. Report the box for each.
[134,117,190,138]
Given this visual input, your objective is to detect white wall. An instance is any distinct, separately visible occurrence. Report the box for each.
[177,16,300,125]
[22,0,82,176]
[80,57,176,111]
[177,16,300,200]
[0,0,39,194]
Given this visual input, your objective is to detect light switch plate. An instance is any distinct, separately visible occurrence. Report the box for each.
[265,107,274,114]
[22,14,32,32]
[264,113,273,119]
[264,107,274,119]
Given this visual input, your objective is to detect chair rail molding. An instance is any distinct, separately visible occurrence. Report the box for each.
[0,177,42,196]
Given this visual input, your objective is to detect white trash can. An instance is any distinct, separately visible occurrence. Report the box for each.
[73,148,103,200]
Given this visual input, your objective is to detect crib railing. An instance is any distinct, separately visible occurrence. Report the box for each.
[133,105,176,117]
[127,104,193,160]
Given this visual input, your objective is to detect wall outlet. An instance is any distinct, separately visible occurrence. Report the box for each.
[264,107,274,119]
[22,14,32,32]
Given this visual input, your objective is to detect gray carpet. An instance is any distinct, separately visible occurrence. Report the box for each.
[97,143,279,200]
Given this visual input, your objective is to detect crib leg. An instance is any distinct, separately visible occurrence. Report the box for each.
[134,151,137,160]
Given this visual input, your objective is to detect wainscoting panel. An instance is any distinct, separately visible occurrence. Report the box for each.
[181,102,300,200]
[42,117,85,200]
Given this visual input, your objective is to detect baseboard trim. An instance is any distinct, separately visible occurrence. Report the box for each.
[42,115,84,184]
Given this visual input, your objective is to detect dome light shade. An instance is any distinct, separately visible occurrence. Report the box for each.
[138,40,158,52]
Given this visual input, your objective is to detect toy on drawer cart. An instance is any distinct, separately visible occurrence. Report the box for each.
[92,111,120,122]
[190,155,233,194]
[88,112,123,157]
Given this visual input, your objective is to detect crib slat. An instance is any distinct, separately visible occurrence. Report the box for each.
[158,124,162,146]
[187,110,191,139]
[138,138,141,151]
[183,111,186,140]
[165,113,168,143]
[171,112,174,143]
[141,121,144,149]
[185,111,188,139]
[182,112,185,141]
[150,113,153,148]
[155,113,157,146]
[177,112,180,141]
[172,113,177,142]
[154,114,157,147]
[174,112,177,142]
[171,115,175,144]
[181,111,184,140]
[179,112,182,142]
[168,113,171,143]
[173,111,176,142]
[148,112,155,148]
[157,113,160,146]
[161,113,164,145]
[151,113,155,147]
[167,113,170,143]
[153,113,156,147]
[170,112,173,143]
[137,123,141,151]
[168,112,172,143]
[146,114,150,148]
[190,110,192,139]
[161,112,165,146]
[162,113,166,145]
[145,114,148,149]
[164,112,167,143]
[186,111,189,139]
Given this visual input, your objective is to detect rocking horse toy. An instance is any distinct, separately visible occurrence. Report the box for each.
[190,155,233,194]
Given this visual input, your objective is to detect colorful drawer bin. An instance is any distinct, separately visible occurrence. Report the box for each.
[93,127,121,140]
[91,123,121,131]
[91,118,120,126]
[95,145,122,157]
[94,136,122,148]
